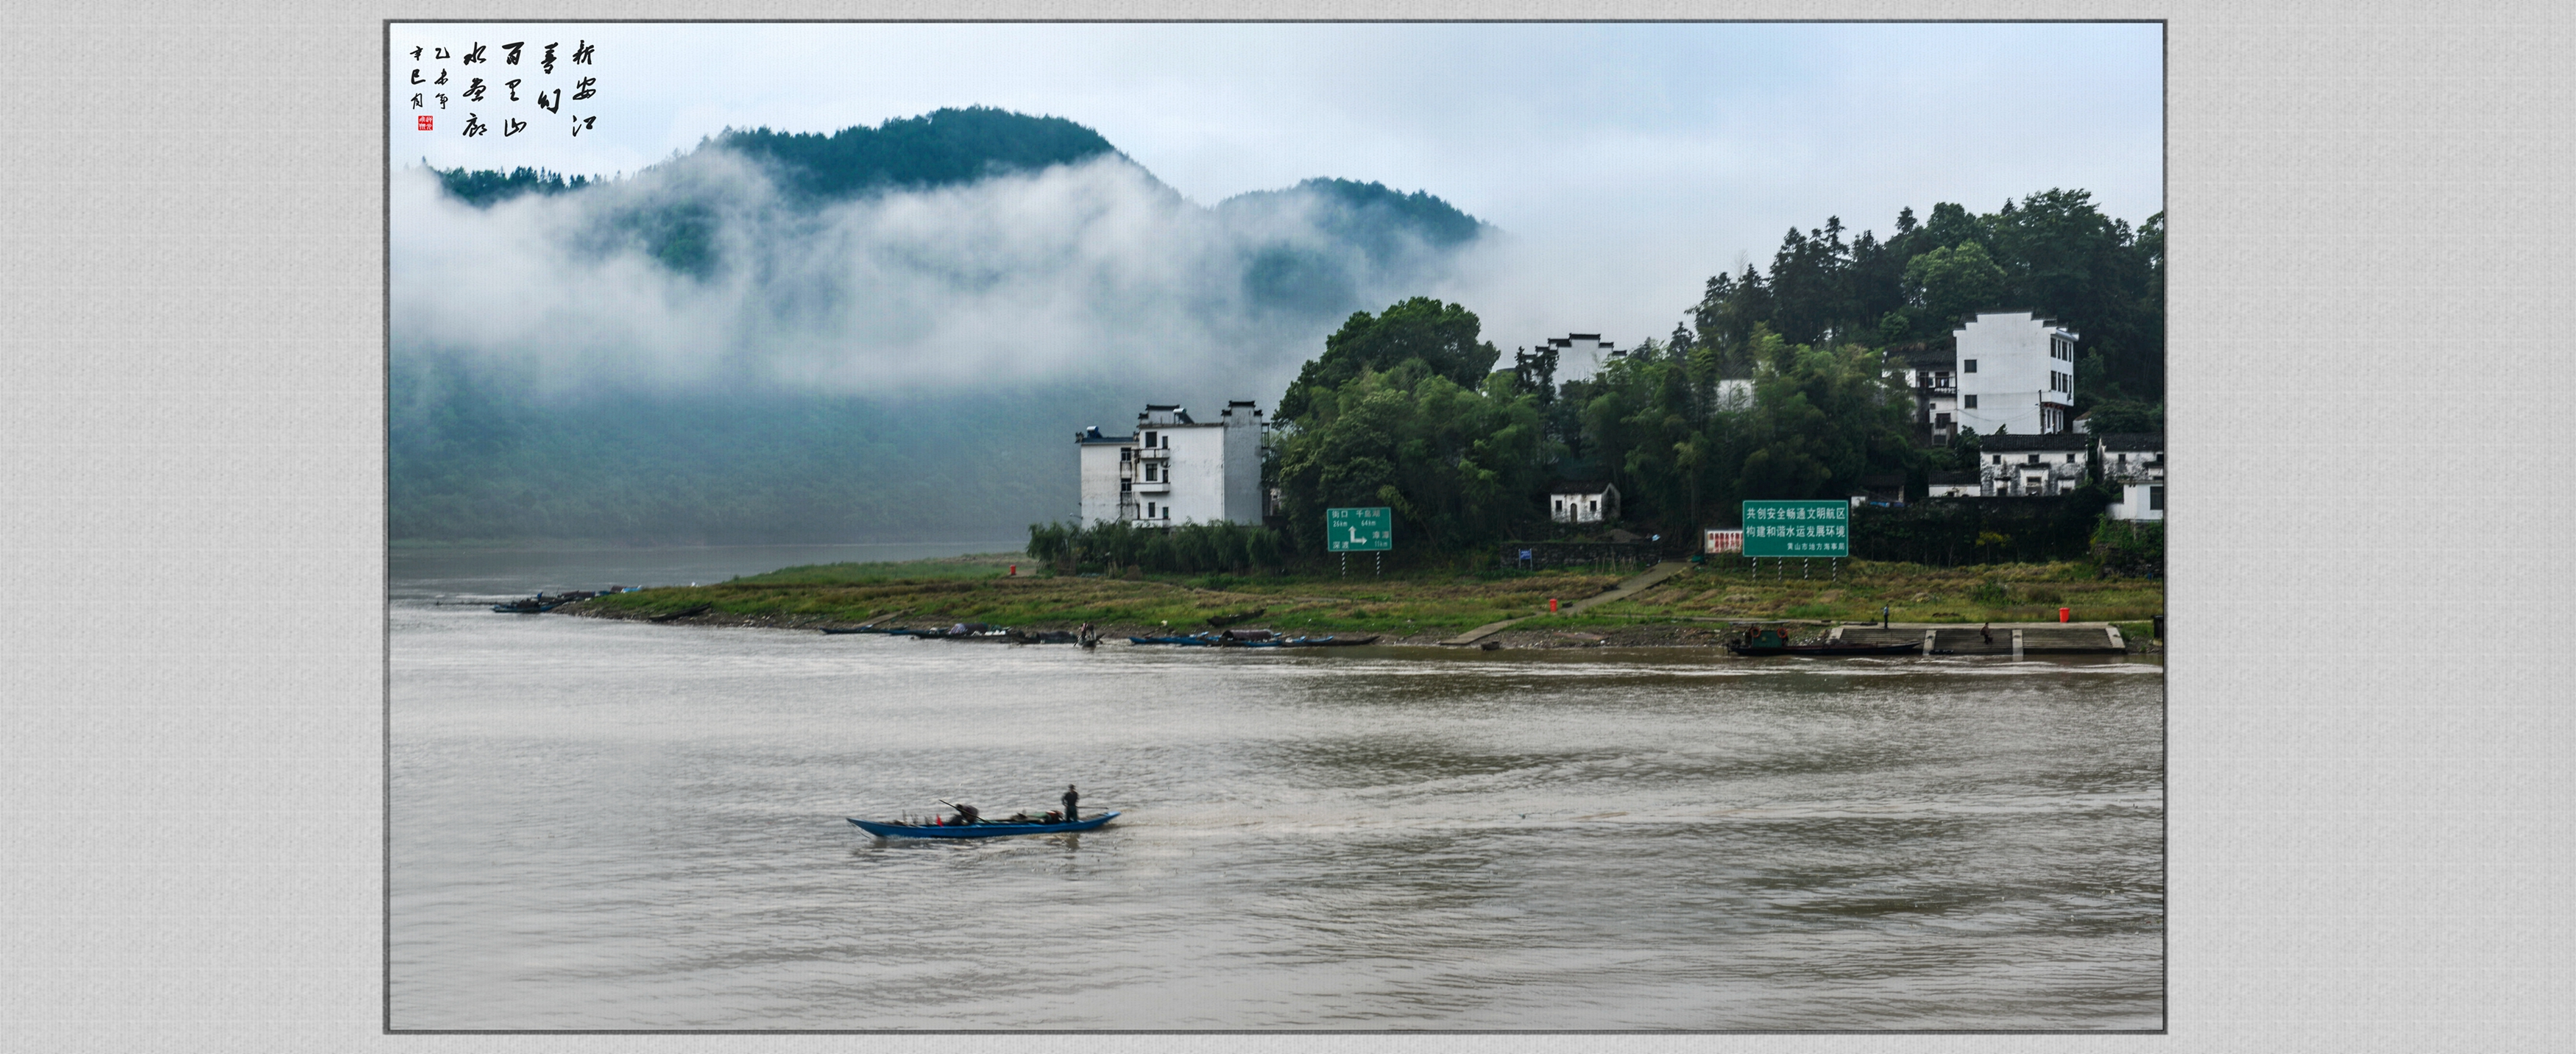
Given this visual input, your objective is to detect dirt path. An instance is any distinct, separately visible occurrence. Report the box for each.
[1438,560,1691,646]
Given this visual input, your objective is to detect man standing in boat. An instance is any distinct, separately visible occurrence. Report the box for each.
[950,803,981,825]
[1061,784,1080,822]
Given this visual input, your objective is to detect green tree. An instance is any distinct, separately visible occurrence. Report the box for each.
[2082,400,2163,434]
[1275,297,1503,422]
[1735,342,1917,501]
[1901,241,2009,335]
[1273,362,1546,553]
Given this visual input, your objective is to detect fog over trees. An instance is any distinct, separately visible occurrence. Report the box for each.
[393,107,2159,548]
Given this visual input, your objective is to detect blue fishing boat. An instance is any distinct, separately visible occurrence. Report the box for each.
[848,811,1120,838]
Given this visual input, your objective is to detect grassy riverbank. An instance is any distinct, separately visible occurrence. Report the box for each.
[567,552,2163,640]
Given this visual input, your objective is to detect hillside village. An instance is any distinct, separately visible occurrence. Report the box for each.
[1071,308,2162,559]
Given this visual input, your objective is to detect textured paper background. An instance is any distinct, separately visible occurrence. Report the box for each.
[6,1,2570,1050]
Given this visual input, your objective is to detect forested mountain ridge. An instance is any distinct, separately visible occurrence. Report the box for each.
[395,107,1497,545]
[434,106,1124,208]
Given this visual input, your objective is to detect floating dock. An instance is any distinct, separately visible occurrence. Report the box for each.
[1827,622,2127,656]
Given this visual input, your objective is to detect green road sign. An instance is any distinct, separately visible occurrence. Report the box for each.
[1740,500,1850,558]
[1326,506,1393,552]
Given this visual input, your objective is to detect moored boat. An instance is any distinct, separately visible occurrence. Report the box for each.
[848,810,1120,838]
[1724,624,1919,657]
[1726,641,1925,657]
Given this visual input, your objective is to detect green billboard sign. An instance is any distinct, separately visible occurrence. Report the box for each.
[1326,506,1393,552]
[1739,500,1850,558]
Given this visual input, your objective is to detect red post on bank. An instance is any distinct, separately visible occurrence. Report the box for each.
[2059,606,2070,623]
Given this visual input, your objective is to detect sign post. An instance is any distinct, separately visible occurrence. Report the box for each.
[1739,502,1851,576]
[1326,506,1393,576]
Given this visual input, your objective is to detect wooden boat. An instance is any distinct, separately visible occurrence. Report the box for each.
[820,626,882,634]
[1292,634,1379,647]
[1128,633,1219,646]
[848,811,1120,838]
[490,599,562,613]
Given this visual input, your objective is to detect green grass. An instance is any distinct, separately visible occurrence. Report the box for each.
[576,554,2162,634]
[731,552,1025,584]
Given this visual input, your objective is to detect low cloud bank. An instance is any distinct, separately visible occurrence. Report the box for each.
[392,151,1490,403]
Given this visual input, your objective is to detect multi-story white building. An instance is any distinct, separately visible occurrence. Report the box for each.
[1075,402,1265,526]
[1953,311,2081,436]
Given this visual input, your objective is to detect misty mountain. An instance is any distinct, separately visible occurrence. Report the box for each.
[394,107,1494,544]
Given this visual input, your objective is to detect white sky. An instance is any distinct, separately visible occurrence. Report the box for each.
[389,21,2162,353]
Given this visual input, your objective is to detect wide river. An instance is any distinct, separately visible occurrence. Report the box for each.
[390,545,2165,1030]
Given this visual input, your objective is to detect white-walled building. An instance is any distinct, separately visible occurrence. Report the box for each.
[1978,434,2091,497]
[1953,311,2081,436]
[1926,470,1982,498]
[1075,402,1265,526]
[1543,333,1619,377]
[1549,481,1620,524]
[2099,433,2165,521]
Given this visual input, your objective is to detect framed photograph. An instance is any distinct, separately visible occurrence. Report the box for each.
[388,21,2165,1031]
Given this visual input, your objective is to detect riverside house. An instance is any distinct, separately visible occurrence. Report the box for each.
[1075,402,1265,526]
[1979,433,2091,497]
[1549,481,1621,524]
[2100,432,2165,521]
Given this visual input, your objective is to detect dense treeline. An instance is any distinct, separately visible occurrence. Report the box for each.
[1026,520,1287,575]
[1259,188,2161,562]
[434,166,595,207]
[712,107,1121,202]
[1689,189,2164,405]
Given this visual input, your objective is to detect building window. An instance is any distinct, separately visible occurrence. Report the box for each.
[1963,395,1978,408]
[1934,412,1950,425]
[1144,431,1157,448]
[1992,455,2002,464]
[2027,454,2041,464]
[1963,359,1977,373]
[1146,501,1156,518]
[2148,486,2163,512]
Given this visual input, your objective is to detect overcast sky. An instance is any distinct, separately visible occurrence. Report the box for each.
[390,21,2161,358]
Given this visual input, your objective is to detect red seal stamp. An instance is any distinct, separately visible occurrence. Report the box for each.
[417,115,434,131]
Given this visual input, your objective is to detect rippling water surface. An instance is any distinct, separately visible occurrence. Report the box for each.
[390,549,2164,1030]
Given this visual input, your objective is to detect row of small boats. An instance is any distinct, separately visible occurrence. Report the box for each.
[816,621,1378,648]
[1128,629,1379,648]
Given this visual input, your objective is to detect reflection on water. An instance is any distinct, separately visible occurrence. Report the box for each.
[390,555,2162,1030]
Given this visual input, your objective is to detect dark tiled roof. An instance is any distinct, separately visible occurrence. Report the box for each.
[1978,433,2090,452]
[1886,339,1957,367]
[2099,432,2164,451]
